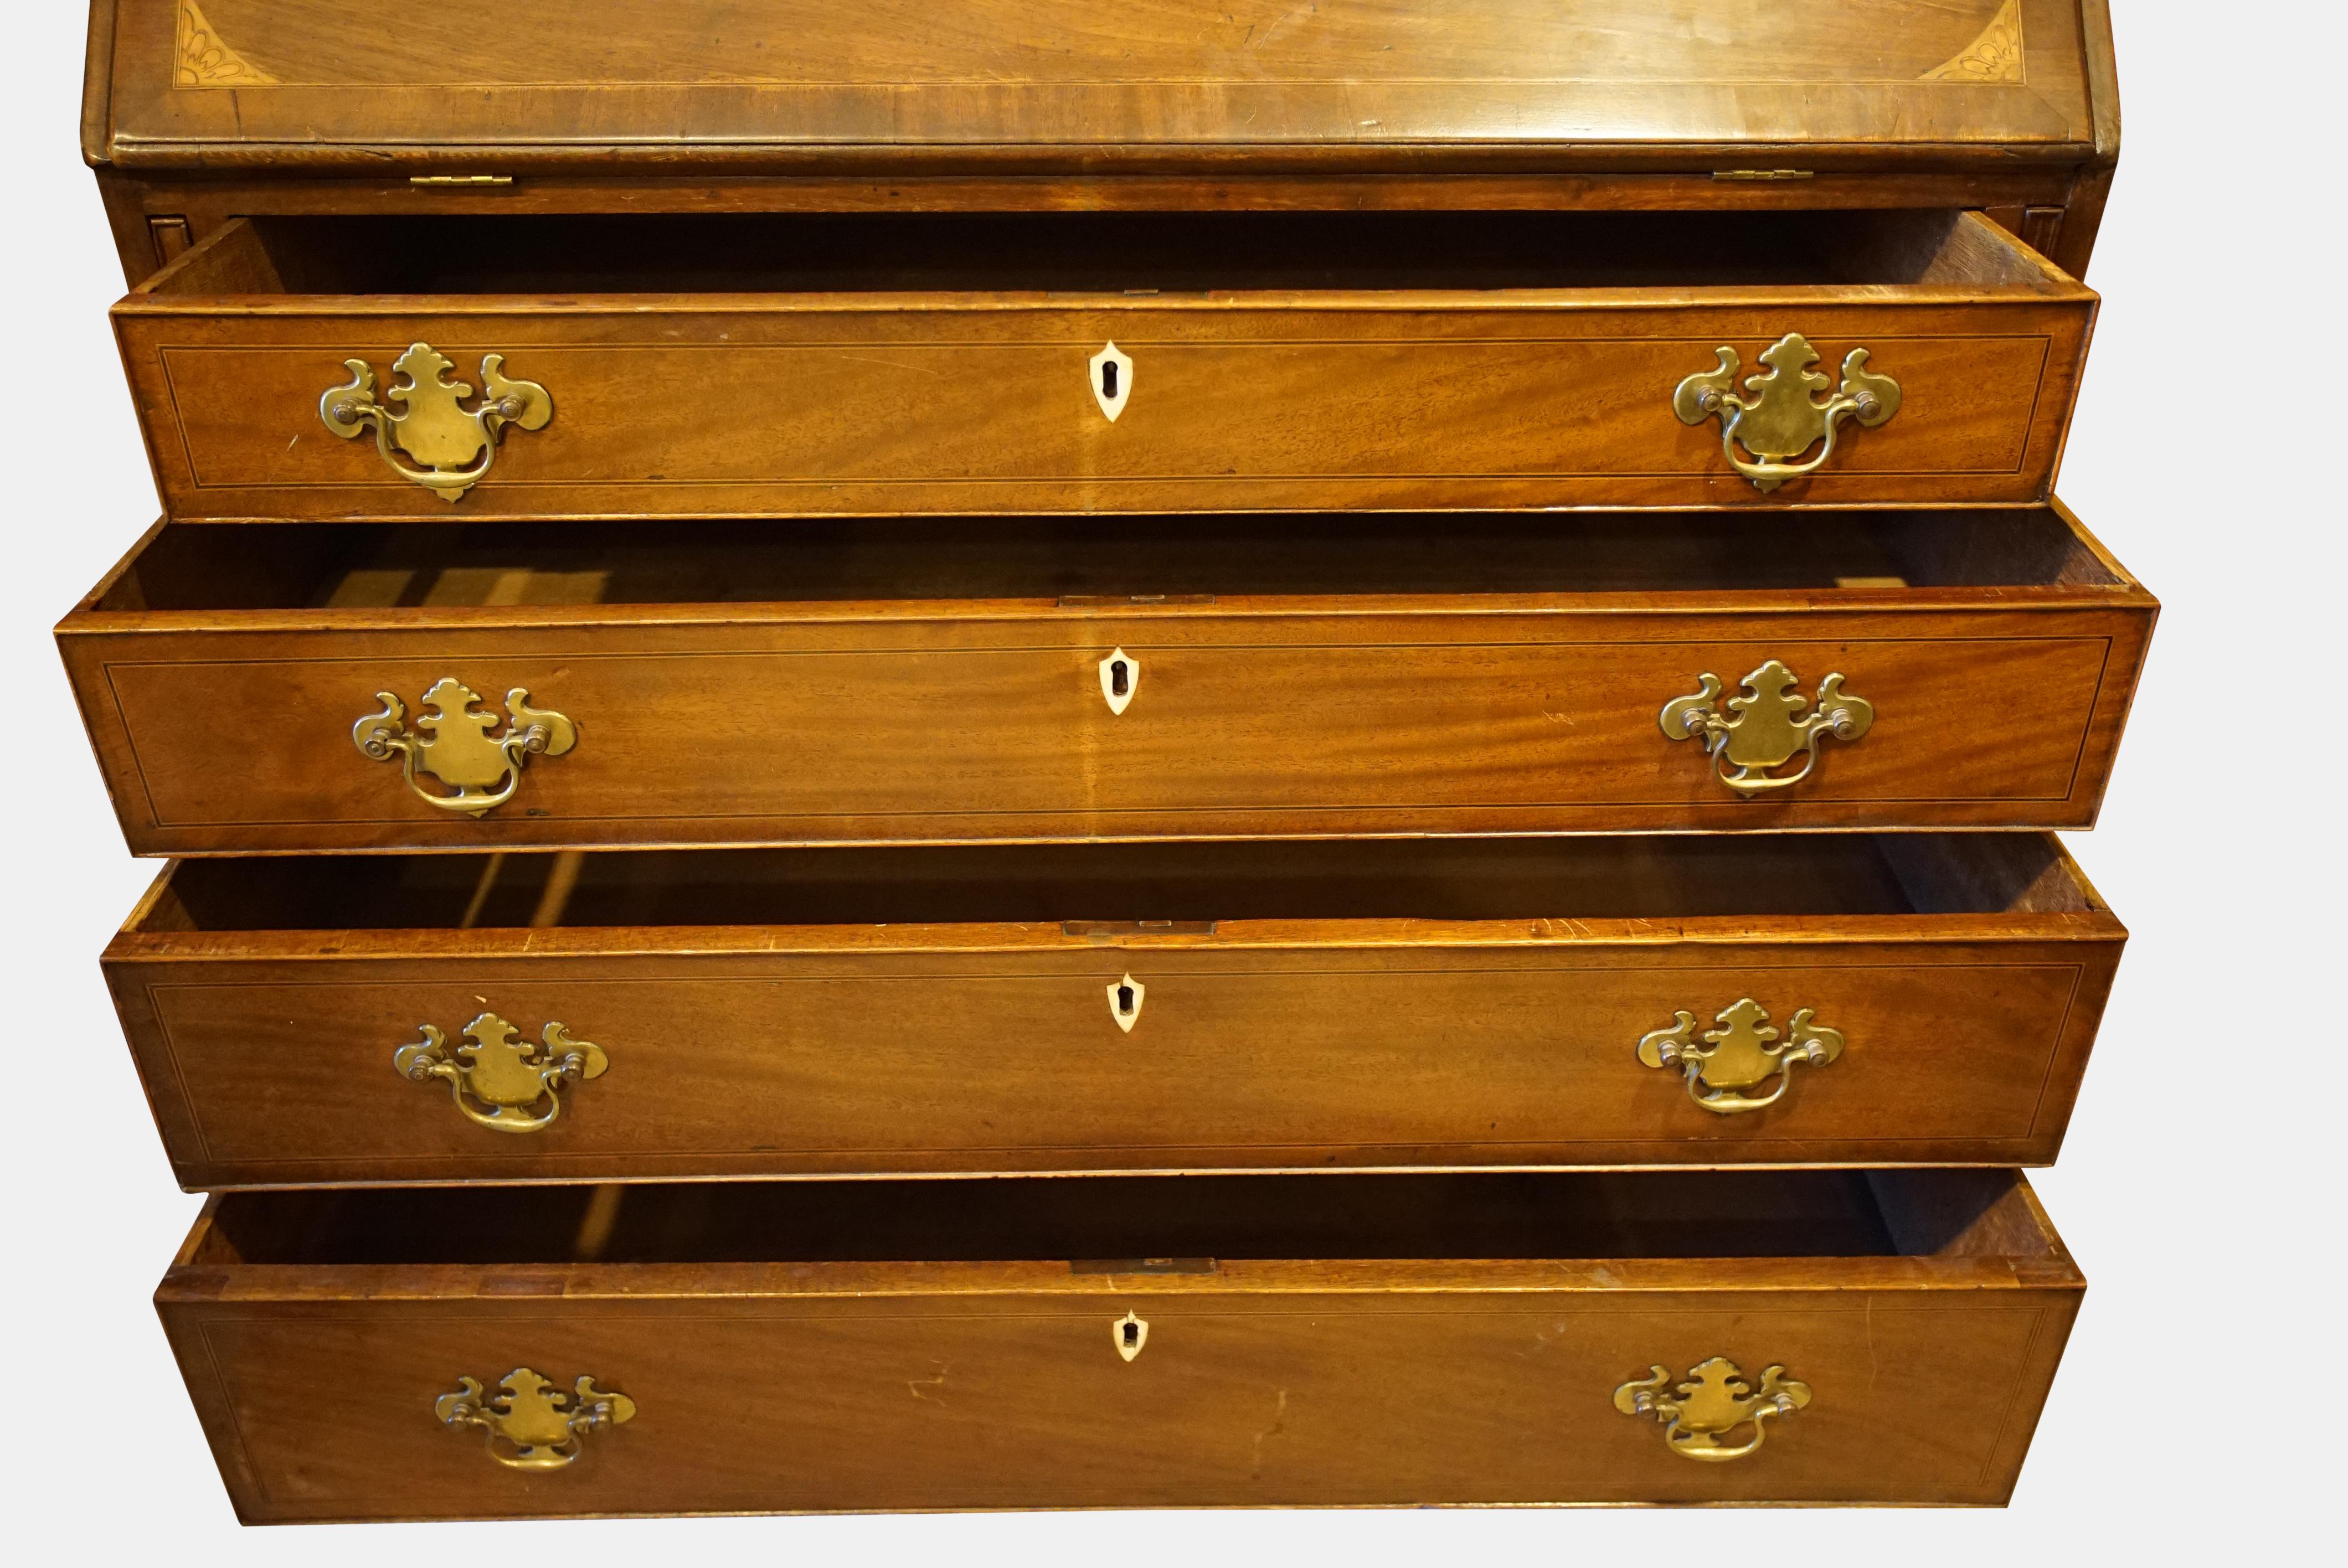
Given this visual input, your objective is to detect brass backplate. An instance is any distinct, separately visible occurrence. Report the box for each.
[1659,660,1873,795]
[1636,998,1845,1115]
[395,1011,609,1133]
[436,1369,635,1469]
[1615,1358,1811,1461]
[353,678,577,817]
[1673,333,1899,491]
[321,343,551,501]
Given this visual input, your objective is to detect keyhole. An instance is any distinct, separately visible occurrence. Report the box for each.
[1108,973,1145,1032]
[1089,343,1132,422]
[1122,1319,1140,1348]
[1099,647,1139,715]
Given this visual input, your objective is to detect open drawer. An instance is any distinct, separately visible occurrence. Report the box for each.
[115,209,2095,520]
[159,1168,2083,1517]
[59,505,2154,855]
[108,834,2122,1187]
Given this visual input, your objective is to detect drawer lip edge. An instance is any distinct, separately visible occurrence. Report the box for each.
[56,585,2161,638]
[102,907,2131,963]
[155,1251,2087,1304]
[112,281,2100,316]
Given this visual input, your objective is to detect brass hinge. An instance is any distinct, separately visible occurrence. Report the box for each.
[1711,168,1816,182]
[1062,919,1218,938]
[410,174,516,188]
[1070,1257,1218,1275]
[1058,594,1217,607]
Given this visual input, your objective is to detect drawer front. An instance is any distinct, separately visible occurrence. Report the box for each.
[119,300,2091,519]
[163,1283,2077,1518]
[112,941,2117,1185]
[65,608,2148,854]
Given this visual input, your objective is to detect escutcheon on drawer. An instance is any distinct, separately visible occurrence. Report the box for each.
[158,1169,2083,1518]
[58,506,2155,855]
[113,208,2094,520]
[107,834,2122,1187]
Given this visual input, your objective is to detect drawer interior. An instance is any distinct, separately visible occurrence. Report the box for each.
[95,509,2125,613]
[140,834,2098,932]
[189,1169,2059,1267]
[142,209,2072,297]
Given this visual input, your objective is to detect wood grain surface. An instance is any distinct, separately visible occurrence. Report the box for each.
[58,506,2154,855]
[96,0,2107,168]
[105,833,2124,1185]
[111,209,2095,519]
[84,4,2119,283]
[155,1170,2084,1517]
[74,0,2131,1526]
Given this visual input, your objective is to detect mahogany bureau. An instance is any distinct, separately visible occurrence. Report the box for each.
[70,0,2142,1517]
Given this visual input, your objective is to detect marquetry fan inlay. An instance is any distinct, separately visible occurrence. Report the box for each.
[1921,0,2025,84]
[174,0,276,88]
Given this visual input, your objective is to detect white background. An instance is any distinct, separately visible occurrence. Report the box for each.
[0,2,2332,1559]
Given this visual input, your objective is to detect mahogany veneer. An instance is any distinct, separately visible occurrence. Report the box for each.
[160,1168,2083,1518]
[110,833,2120,1187]
[60,507,2153,854]
[115,209,2094,519]
[66,0,2134,1520]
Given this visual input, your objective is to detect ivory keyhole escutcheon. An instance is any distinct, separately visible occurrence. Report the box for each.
[1114,1311,1149,1362]
[1099,648,1139,715]
[1109,974,1145,1032]
[1089,342,1133,421]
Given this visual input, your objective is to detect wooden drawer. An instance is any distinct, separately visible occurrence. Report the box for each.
[110,834,2121,1187]
[159,1169,2083,1517]
[60,507,2154,855]
[116,209,2094,520]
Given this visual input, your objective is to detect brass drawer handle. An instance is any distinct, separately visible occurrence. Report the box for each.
[1660,659,1872,795]
[396,1011,608,1133]
[1636,998,1844,1115]
[1674,332,1899,491]
[436,1369,635,1469]
[1615,1358,1810,1462]
[353,678,578,817]
[321,342,552,502]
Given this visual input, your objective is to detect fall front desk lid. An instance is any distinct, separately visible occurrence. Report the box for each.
[89,0,2114,173]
